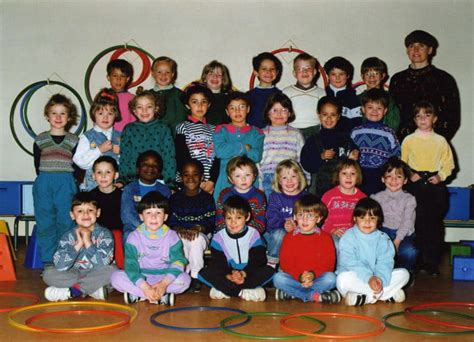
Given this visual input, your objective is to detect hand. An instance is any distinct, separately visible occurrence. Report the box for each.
[74,229,84,251]
[98,140,113,153]
[428,175,441,184]
[226,270,245,285]
[112,144,120,154]
[78,228,92,248]
[284,218,296,233]
[300,271,314,288]
[368,276,383,294]
[115,182,124,189]
[321,149,336,160]
[178,228,200,241]
[245,144,251,151]
[151,280,170,299]
[200,180,215,194]
[140,282,160,302]
[348,149,359,160]
[411,173,421,182]
[393,239,401,252]
[332,228,345,238]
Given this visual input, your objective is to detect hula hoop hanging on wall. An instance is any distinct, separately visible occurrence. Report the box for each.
[10,80,87,156]
[84,45,155,104]
[248,47,329,90]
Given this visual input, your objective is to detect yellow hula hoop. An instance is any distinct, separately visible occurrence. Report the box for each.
[8,301,138,333]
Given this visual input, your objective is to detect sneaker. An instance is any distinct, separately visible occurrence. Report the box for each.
[385,289,406,303]
[275,289,293,301]
[319,289,342,304]
[159,293,175,306]
[209,287,230,299]
[44,287,71,302]
[240,288,266,302]
[187,278,201,293]
[345,291,367,306]
[124,292,145,304]
[89,286,108,300]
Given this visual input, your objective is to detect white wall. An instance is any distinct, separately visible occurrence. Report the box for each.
[1,0,473,186]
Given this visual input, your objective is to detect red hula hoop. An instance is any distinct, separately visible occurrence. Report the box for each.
[0,292,40,313]
[110,47,152,88]
[405,302,474,330]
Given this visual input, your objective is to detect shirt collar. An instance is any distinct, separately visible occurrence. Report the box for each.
[187,115,206,124]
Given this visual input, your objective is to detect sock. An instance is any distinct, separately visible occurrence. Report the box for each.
[70,285,83,298]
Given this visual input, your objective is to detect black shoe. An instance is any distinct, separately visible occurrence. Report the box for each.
[188,278,201,293]
[320,289,342,304]
[275,289,293,301]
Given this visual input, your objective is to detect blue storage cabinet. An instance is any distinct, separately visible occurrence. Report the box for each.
[445,187,470,220]
[0,181,34,215]
[452,256,474,281]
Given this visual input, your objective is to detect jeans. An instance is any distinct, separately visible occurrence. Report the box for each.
[380,227,418,272]
[264,229,286,264]
[273,271,337,302]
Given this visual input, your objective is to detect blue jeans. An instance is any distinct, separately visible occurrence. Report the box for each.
[380,227,418,272]
[261,173,274,199]
[273,271,337,302]
[264,229,286,264]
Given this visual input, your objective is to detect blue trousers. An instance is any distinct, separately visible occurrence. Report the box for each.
[33,172,77,263]
[380,227,418,272]
[264,229,286,264]
[273,271,337,302]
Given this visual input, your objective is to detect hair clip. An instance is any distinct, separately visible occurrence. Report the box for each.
[100,91,117,101]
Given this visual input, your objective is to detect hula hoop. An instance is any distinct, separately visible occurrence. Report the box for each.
[405,302,474,330]
[149,305,250,332]
[248,47,328,90]
[0,292,40,313]
[19,82,44,139]
[84,44,155,104]
[280,312,385,339]
[8,301,137,333]
[10,80,87,155]
[24,309,130,333]
[109,48,151,88]
[220,311,326,340]
[383,309,474,336]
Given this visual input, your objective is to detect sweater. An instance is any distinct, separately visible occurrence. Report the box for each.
[35,132,78,173]
[89,187,123,231]
[149,86,188,133]
[371,189,416,241]
[401,129,454,181]
[336,226,395,286]
[206,91,230,126]
[326,85,362,132]
[280,228,336,280]
[114,91,135,132]
[266,190,307,232]
[246,86,281,128]
[283,84,325,129]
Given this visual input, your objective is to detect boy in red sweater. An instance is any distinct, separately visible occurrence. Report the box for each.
[273,194,340,303]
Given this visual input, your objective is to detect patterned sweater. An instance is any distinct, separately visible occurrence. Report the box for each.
[266,190,307,232]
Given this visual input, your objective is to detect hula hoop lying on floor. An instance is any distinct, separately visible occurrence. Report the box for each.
[405,302,474,330]
[0,292,40,313]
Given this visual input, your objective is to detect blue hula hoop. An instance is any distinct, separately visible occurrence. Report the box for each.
[19,83,43,139]
[149,305,251,332]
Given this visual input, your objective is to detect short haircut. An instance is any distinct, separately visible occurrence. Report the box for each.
[200,60,233,93]
[360,88,390,108]
[106,59,134,89]
[272,159,307,193]
[252,52,283,85]
[93,155,119,172]
[263,92,296,124]
[136,191,169,214]
[181,158,204,175]
[353,197,384,228]
[294,194,328,221]
[136,150,163,173]
[128,90,164,120]
[222,195,252,218]
[317,96,342,115]
[360,57,388,82]
[44,93,78,131]
[182,82,212,105]
[152,56,178,84]
[412,100,437,118]
[381,157,411,180]
[404,30,438,49]
[225,91,250,107]
[71,191,99,210]
[226,156,258,177]
[293,52,320,84]
[324,56,354,83]
[332,159,363,185]
[90,88,120,122]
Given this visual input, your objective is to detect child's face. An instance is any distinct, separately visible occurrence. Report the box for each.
[139,207,168,232]
[70,203,100,230]
[228,165,255,193]
[295,211,322,233]
[355,213,378,234]
[181,164,203,196]
[225,210,250,235]
[188,93,210,121]
[107,68,129,92]
[362,101,387,122]
[293,59,316,88]
[382,168,407,193]
[406,42,432,66]
[152,62,174,88]
[362,69,385,90]
[319,103,340,129]
[226,99,249,127]
[94,105,116,130]
[414,109,437,132]
[92,162,118,191]
[205,67,223,92]
[338,166,358,191]
[133,96,158,123]
[255,59,278,87]
[137,156,160,184]
[46,104,70,131]
[268,102,290,127]
[279,168,300,196]
[328,68,349,88]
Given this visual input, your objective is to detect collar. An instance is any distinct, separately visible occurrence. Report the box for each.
[137,223,168,239]
[329,83,347,95]
[294,83,315,91]
[153,84,173,91]
[255,85,275,90]
[187,115,206,124]
[223,123,253,134]
[93,126,113,137]
[139,179,159,187]
[414,128,435,137]
[225,225,249,239]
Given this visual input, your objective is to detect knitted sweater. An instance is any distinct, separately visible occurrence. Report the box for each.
[266,190,307,232]
[35,132,78,173]
[246,86,281,128]
[149,86,188,133]
[283,84,325,129]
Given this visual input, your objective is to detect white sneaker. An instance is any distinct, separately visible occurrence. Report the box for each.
[89,286,108,300]
[44,286,71,302]
[345,291,367,306]
[386,289,406,303]
[240,287,266,302]
[209,287,230,299]
[159,293,175,306]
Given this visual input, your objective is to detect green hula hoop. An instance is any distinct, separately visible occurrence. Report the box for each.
[383,309,474,336]
[84,45,155,104]
[220,311,326,340]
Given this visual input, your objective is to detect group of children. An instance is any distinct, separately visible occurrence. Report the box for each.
[34,29,456,306]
